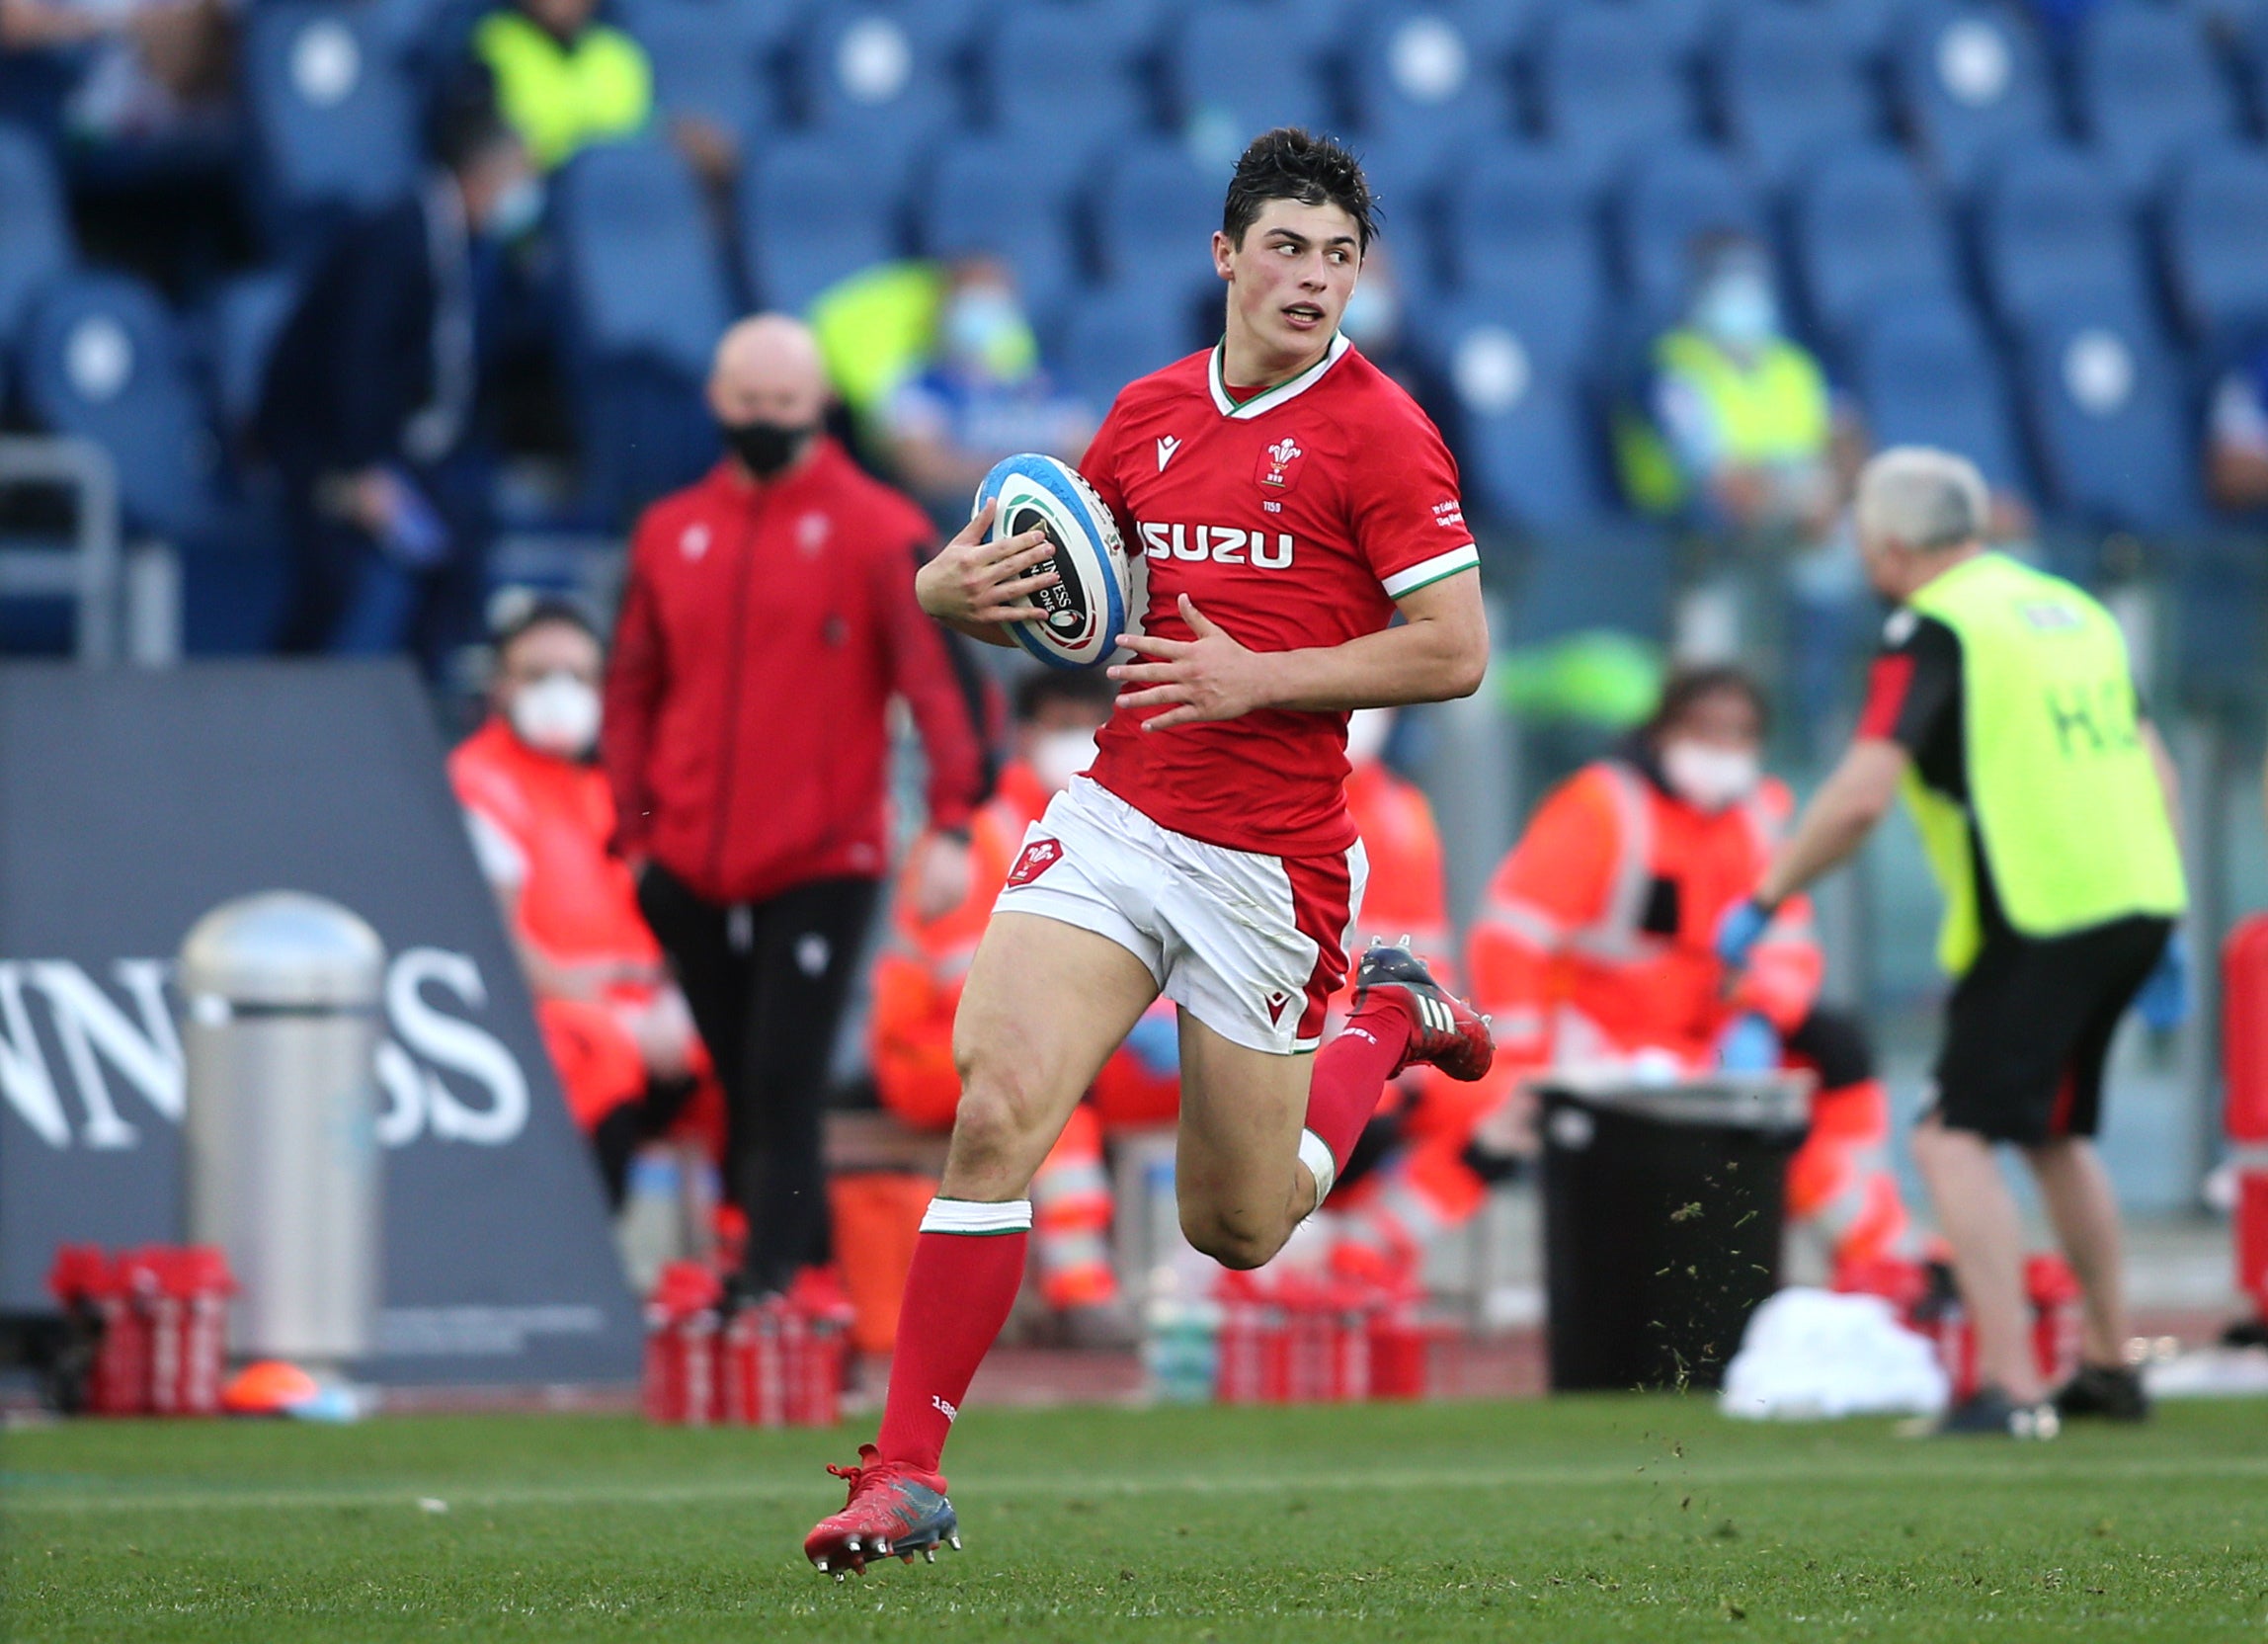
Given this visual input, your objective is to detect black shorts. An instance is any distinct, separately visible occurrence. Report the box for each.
[1929,914,2172,1145]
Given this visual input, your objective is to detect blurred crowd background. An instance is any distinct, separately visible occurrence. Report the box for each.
[5,0,2266,1237]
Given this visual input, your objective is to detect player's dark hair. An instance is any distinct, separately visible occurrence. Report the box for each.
[1643,665,1771,744]
[1223,127,1377,252]
[1013,667,1117,723]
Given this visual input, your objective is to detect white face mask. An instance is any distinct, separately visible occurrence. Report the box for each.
[1660,739,1760,812]
[509,672,602,758]
[1029,728,1096,794]
[1343,706,1395,767]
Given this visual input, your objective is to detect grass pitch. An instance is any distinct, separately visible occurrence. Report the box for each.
[4,1397,2264,1642]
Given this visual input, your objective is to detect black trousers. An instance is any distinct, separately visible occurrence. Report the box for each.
[637,863,879,1294]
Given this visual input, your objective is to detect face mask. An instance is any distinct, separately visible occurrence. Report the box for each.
[1660,739,1761,812]
[1029,728,1096,794]
[1694,274,1778,350]
[723,418,818,478]
[510,671,601,758]
[1343,706,1395,767]
[941,288,1037,382]
[1339,283,1400,350]
[485,174,545,244]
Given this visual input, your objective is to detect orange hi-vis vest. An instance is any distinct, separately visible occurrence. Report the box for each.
[1466,758,1821,1089]
[1341,761,1456,985]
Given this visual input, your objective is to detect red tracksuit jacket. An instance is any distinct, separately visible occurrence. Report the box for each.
[602,443,988,906]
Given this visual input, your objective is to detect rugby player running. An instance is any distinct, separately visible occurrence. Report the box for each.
[805,128,1496,1575]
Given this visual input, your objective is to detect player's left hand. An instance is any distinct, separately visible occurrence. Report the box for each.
[1110,596,1270,730]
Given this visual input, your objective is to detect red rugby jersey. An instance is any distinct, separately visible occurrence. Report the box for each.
[1078,335,1479,857]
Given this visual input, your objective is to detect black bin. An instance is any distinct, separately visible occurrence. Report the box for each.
[1537,1071,1811,1392]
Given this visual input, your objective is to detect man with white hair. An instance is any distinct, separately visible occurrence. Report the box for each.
[1717,446,2187,1438]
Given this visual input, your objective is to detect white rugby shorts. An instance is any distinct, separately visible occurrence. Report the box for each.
[993,776,1367,1055]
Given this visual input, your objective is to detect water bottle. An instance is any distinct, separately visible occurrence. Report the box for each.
[1142,1266,1220,1404]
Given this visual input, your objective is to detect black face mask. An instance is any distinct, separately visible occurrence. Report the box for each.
[722,418,817,478]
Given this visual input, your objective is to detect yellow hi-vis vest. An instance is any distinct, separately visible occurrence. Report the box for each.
[475,12,652,172]
[1622,330,1832,513]
[1900,551,2186,975]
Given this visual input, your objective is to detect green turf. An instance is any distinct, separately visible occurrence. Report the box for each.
[4,1397,2265,1642]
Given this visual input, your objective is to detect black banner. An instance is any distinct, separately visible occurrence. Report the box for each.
[0,661,641,1384]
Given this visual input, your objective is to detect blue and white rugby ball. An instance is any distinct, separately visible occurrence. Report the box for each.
[974,452,1139,671]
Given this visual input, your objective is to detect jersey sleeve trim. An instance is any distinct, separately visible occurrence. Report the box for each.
[1380,542,1481,599]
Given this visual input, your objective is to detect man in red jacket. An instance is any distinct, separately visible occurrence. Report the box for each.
[604,313,991,1299]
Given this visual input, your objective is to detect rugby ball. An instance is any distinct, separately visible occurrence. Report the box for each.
[973,452,1138,671]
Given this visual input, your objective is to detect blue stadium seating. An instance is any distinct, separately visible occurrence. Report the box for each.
[2164,143,2268,340]
[1616,146,1769,325]
[740,136,900,316]
[1432,0,1546,70]
[1891,1,2057,191]
[2019,303,2198,528]
[1849,296,2027,492]
[618,0,789,134]
[206,270,302,437]
[1977,144,2147,333]
[1056,281,1203,408]
[1170,4,1334,151]
[796,6,961,142]
[920,136,1087,326]
[983,1,1150,141]
[1415,298,1612,529]
[1345,4,1516,170]
[1792,143,1960,340]
[1532,5,1696,185]
[1093,141,1226,312]
[1714,2,1882,187]
[1442,145,1603,316]
[1791,0,1910,63]
[0,125,70,354]
[2074,0,2234,197]
[242,0,421,251]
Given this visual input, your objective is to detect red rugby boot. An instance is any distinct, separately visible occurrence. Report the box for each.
[1353,940,1495,1083]
[803,1444,959,1579]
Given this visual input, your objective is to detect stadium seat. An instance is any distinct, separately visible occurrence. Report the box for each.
[1056,282,1204,409]
[1344,4,1516,171]
[1413,298,1613,530]
[2164,143,2268,341]
[1093,140,1225,312]
[1976,144,2148,334]
[982,1,1151,141]
[618,0,790,135]
[1441,145,1605,338]
[0,125,71,354]
[796,6,961,146]
[1891,1,2057,191]
[1788,0,1909,63]
[2074,0,2234,198]
[2019,303,2199,529]
[1714,2,1882,187]
[1616,146,1769,326]
[1792,143,1961,341]
[739,135,901,317]
[1169,4,1334,156]
[206,269,302,437]
[1532,4,1696,186]
[1849,296,2027,493]
[920,136,1086,328]
[242,0,421,250]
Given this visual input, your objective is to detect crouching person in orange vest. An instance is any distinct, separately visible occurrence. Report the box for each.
[870,669,1177,1345]
[1466,666,1910,1271]
[450,594,721,1208]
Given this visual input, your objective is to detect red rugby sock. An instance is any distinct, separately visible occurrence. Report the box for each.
[874,1200,1030,1477]
[1304,995,1418,1173]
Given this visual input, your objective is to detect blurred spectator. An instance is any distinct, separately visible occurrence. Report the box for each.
[604,313,992,1302]
[449,591,717,1210]
[869,668,1173,1348]
[879,258,1094,527]
[473,0,648,172]
[1463,666,1911,1270]
[1632,231,1848,540]
[2206,340,2268,514]
[0,0,231,148]
[1337,239,1416,385]
[258,83,540,663]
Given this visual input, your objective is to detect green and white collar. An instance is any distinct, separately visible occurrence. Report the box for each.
[1208,331,1351,420]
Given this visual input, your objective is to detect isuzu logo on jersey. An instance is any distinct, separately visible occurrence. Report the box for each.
[1256,435,1306,493]
[1135,522,1295,568]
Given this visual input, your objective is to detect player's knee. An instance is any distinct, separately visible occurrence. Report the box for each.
[949,1046,1051,1171]
[1179,1204,1284,1272]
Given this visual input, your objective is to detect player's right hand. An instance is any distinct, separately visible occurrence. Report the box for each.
[914,499,1061,628]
